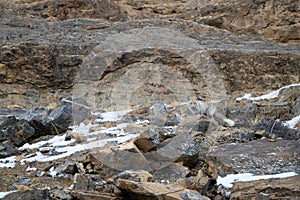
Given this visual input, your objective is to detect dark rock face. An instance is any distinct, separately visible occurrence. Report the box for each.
[254,118,300,140]
[206,138,300,178]
[0,1,299,109]
[0,104,72,157]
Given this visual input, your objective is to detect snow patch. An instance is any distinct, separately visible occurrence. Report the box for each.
[0,190,18,198]
[96,110,132,122]
[284,114,300,129]
[135,119,150,125]
[0,156,16,168]
[26,166,37,171]
[217,172,298,188]
[0,110,140,168]
[236,83,300,101]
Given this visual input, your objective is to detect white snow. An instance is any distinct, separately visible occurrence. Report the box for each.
[26,166,37,171]
[0,156,16,168]
[217,172,298,188]
[284,114,300,129]
[19,134,76,150]
[0,191,18,198]
[49,166,57,177]
[135,119,150,125]
[96,110,132,122]
[0,110,140,168]
[236,83,300,101]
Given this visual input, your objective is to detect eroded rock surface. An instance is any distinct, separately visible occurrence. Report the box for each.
[206,138,300,178]
[0,0,299,200]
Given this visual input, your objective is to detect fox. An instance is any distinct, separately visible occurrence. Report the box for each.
[187,97,235,127]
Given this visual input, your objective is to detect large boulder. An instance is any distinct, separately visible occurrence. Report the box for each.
[206,138,300,178]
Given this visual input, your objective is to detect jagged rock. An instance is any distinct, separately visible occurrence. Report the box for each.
[0,115,18,130]
[0,109,27,118]
[50,187,73,200]
[5,120,35,146]
[152,163,189,183]
[116,179,209,200]
[179,189,210,200]
[113,170,153,182]
[19,105,72,136]
[55,161,79,175]
[2,189,51,200]
[0,140,18,158]
[45,105,72,134]
[0,104,72,154]
[134,128,161,153]
[229,175,300,200]
[178,115,211,133]
[74,173,95,191]
[157,127,176,141]
[62,97,91,125]
[206,138,300,178]
[254,118,300,140]
[156,133,201,168]
[70,190,117,200]
[152,102,168,127]
[89,143,152,177]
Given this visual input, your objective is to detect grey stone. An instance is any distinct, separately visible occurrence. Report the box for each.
[46,105,72,134]
[152,163,189,183]
[180,189,210,200]
[134,128,161,153]
[55,161,79,175]
[74,173,95,191]
[2,189,51,200]
[152,102,168,127]
[112,170,153,182]
[157,133,201,168]
[206,138,300,178]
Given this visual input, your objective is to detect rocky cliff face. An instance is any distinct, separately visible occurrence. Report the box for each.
[0,0,299,199]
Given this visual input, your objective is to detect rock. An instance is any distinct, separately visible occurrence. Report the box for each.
[254,118,300,140]
[179,189,210,200]
[89,143,152,177]
[157,127,176,141]
[70,190,117,200]
[62,97,91,125]
[0,109,27,118]
[134,128,161,153]
[152,102,168,127]
[55,161,79,175]
[152,163,189,184]
[156,133,201,168]
[50,187,73,200]
[5,120,35,146]
[0,104,72,152]
[45,105,72,134]
[20,105,72,136]
[74,173,95,191]
[113,170,153,182]
[0,140,18,158]
[116,179,209,200]
[178,115,211,133]
[206,138,300,178]
[2,189,51,200]
[0,115,18,130]
[229,175,300,200]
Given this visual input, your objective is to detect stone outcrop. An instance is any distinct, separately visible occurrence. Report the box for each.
[206,138,300,178]
[0,0,299,200]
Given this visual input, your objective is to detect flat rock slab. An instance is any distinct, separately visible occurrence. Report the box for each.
[206,138,300,178]
[230,175,300,200]
[116,179,210,200]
